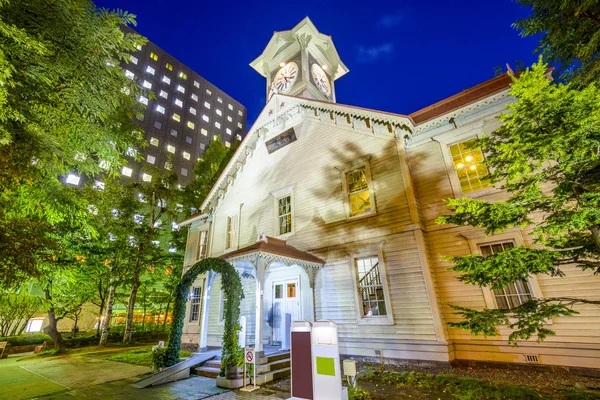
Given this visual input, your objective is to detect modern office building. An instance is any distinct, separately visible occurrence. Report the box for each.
[119,26,247,186]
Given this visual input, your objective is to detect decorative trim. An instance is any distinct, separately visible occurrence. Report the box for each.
[223,250,323,270]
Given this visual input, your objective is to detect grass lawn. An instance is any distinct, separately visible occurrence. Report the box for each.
[105,347,192,368]
[0,357,65,400]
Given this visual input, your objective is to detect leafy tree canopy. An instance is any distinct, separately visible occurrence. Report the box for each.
[514,0,600,83]
[0,0,145,288]
[438,60,600,344]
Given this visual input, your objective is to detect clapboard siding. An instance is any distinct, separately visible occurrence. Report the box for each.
[410,101,600,368]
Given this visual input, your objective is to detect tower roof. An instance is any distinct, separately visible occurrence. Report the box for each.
[250,17,349,81]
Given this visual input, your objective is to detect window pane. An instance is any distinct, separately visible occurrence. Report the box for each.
[449,139,491,193]
[275,284,283,299]
[481,241,533,309]
[287,283,296,298]
[356,256,386,317]
[278,195,292,234]
[346,167,371,216]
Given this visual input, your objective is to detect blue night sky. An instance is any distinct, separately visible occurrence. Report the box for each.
[95,0,540,127]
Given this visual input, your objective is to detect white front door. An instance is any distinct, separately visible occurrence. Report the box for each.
[271,279,300,343]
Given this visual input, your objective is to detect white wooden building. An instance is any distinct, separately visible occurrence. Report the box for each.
[179,18,600,372]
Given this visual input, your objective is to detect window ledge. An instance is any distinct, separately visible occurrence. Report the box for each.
[357,316,394,326]
[223,247,237,254]
[347,211,377,222]
[276,232,294,241]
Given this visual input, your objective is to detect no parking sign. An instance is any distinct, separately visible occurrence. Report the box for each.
[245,347,255,364]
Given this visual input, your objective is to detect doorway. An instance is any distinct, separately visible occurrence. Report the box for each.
[270,278,300,345]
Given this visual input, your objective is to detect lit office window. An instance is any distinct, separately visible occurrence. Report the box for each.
[165,63,173,71]
[170,129,178,137]
[66,174,80,186]
[167,145,176,154]
[226,128,232,135]
[201,128,208,136]
[183,151,191,160]
[138,95,148,105]
[130,56,138,65]
[147,155,156,164]
[150,137,159,146]
[162,76,171,85]
[175,98,183,107]
[121,166,133,177]
[125,70,135,80]
[142,80,152,89]
[146,66,155,75]
[159,90,168,99]
[215,121,221,129]
[172,113,181,122]
[202,114,209,122]
[142,173,152,182]
[156,105,165,114]
[150,52,159,61]
[189,107,196,115]
[216,109,222,116]
[179,72,187,80]
[191,94,198,102]
[187,121,195,129]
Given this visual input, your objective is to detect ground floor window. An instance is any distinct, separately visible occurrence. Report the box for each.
[189,287,202,322]
[356,256,387,317]
[479,241,533,308]
[25,318,44,333]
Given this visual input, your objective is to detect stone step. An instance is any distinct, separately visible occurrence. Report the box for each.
[255,358,290,374]
[258,351,290,364]
[205,360,222,369]
[254,366,291,385]
[194,366,220,378]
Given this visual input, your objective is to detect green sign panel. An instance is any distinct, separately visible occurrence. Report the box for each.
[315,356,335,376]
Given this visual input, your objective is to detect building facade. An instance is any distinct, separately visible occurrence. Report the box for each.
[178,18,600,372]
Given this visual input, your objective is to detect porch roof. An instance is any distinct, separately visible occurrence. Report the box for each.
[220,236,325,269]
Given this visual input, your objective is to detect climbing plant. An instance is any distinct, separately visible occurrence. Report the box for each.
[164,258,243,378]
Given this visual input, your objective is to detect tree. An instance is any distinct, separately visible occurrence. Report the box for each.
[437,60,600,345]
[514,0,600,83]
[0,0,145,288]
[181,137,239,217]
[0,289,43,337]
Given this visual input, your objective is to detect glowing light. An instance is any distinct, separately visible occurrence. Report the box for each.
[456,163,464,169]
[279,62,286,67]
[470,165,477,170]
[465,155,473,162]
[322,65,328,70]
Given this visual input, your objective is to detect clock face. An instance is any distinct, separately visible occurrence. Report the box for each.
[273,62,298,94]
[311,64,331,96]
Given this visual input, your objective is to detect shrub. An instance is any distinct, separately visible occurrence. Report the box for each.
[151,347,168,370]
[0,333,51,346]
[348,385,372,400]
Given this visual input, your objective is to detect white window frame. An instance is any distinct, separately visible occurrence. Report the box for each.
[465,232,544,310]
[435,128,501,199]
[197,230,208,261]
[225,214,238,252]
[218,289,227,324]
[189,286,202,323]
[270,185,294,239]
[349,247,394,325]
[340,158,377,220]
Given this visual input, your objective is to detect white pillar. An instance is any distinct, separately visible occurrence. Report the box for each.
[199,271,215,351]
[254,258,267,356]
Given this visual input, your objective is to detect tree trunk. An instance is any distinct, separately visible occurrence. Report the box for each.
[123,277,140,343]
[141,288,147,334]
[95,296,106,337]
[591,225,600,252]
[43,286,65,352]
[99,284,116,346]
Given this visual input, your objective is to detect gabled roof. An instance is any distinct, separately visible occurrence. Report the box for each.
[250,17,349,81]
[221,236,325,269]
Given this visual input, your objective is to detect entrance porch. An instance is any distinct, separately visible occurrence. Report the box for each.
[197,235,324,358]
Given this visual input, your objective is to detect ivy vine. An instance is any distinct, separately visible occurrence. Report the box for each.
[164,257,243,378]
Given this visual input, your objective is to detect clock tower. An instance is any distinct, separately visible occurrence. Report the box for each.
[250,17,349,103]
